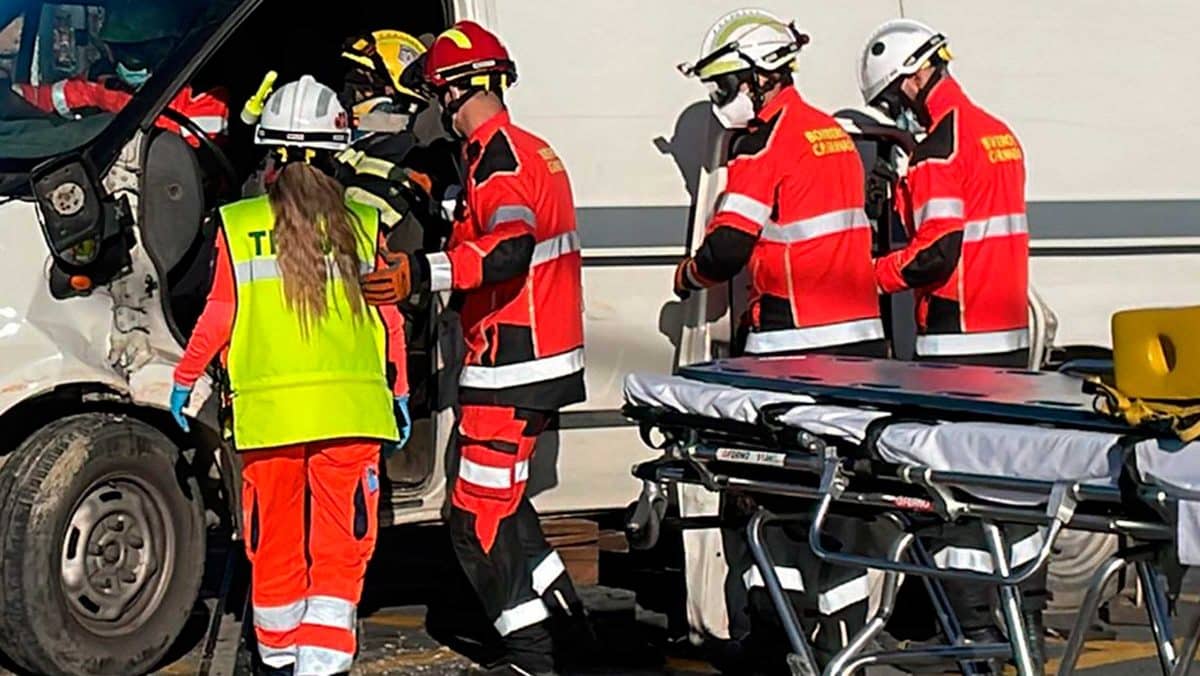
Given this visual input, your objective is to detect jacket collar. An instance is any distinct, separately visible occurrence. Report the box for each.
[755,84,799,124]
[469,109,509,145]
[915,73,965,128]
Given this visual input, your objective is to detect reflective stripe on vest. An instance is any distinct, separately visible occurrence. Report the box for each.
[744,318,885,355]
[220,195,398,450]
[915,328,1030,357]
[759,208,870,244]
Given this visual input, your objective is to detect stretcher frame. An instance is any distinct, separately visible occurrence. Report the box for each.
[625,381,1198,676]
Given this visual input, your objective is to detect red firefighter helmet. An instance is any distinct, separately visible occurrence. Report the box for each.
[418,21,517,94]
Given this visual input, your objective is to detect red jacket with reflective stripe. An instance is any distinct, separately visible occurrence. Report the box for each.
[426,110,585,410]
[18,80,229,148]
[685,87,882,354]
[875,76,1029,357]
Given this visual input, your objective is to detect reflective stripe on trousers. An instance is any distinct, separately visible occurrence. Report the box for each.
[931,529,1045,574]
[743,566,871,616]
[745,318,885,355]
[915,328,1030,357]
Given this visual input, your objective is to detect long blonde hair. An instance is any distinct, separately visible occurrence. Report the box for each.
[266,161,366,329]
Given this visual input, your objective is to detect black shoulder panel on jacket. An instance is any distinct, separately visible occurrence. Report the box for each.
[911,111,956,164]
[473,130,519,184]
[730,113,781,159]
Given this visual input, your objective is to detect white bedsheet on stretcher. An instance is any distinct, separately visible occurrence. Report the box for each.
[625,372,1200,564]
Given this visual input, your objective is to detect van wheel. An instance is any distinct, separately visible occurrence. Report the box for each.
[0,413,205,675]
[1047,530,1121,613]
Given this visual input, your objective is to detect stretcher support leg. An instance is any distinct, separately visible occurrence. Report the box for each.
[1138,560,1178,673]
[1170,606,1200,676]
[823,532,914,676]
[1057,556,1128,676]
[747,509,820,676]
[983,522,1036,676]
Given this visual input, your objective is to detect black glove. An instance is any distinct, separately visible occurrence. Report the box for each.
[865,155,898,222]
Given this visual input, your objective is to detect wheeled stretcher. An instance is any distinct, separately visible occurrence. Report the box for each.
[623,355,1200,676]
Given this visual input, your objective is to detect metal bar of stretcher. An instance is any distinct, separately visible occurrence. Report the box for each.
[1139,560,1179,673]
[1057,557,1129,676]
[747,510,820,675]
[983,522,1037,675]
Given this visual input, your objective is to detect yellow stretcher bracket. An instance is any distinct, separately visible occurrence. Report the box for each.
[1112,305,1200,400]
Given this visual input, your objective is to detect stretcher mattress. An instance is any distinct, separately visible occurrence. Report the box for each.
[625,371,1200,563]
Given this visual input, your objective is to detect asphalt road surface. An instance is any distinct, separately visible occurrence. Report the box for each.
[3,524,1198,675]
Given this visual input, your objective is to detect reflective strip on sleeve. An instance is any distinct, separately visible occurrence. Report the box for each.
[744,318,885,355]
[514,459,530,484]
[818,574,871,616]
[531,551,566,596]
[302,595,356,630]
[915,328,1030,358]
[458,457,514,490]
[426,251,453,293]
[759,208,870,244]
[355,156,397,179]
[914,197,965,229]
[344,187,403,226]
[531,231,581,266]
[716,192,772,225]
[253,599,306,632]
[486,205,536,232]
[459,347,585,390]
[494,598,551,637]
[742,565,805,592]
[296,646,354,676]
[50,80,73,117]
[964,213,1028,242]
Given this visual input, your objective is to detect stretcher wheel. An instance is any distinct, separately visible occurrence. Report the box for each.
[624,484,667,551]
[0,414,206,676]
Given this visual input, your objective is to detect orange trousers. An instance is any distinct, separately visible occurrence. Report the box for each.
[241,439,381,675]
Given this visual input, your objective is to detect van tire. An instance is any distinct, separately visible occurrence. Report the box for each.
[0,413,205,676]
[1047,530,1121,613]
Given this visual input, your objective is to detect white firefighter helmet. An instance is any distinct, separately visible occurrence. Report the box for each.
[858,18,951,106]
[255,75,352,151]
[685,8,808,82]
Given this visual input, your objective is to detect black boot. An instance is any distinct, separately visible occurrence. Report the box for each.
[1023,610,1046,671]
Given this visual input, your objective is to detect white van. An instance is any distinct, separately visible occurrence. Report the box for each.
[0,1,1194,674]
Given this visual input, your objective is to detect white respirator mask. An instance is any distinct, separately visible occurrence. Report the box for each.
[712,91,756,129]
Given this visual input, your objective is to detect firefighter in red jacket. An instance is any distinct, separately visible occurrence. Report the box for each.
[361,21,586,676]
[861,19,1030,368]
[674,9,885,358]
[16,0,228,147]
[859,19,1043,670]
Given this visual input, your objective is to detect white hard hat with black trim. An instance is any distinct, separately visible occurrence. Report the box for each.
[679,8,809,108]
[859,19,952,109]
[255,75,352,153]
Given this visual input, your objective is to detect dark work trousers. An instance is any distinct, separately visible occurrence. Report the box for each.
[915,348,1047,636]
[448,406,582,673]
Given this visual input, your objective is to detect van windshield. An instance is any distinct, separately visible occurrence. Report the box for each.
[0,1,225,160]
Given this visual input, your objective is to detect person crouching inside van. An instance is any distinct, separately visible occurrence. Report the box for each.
[169,75,410,676]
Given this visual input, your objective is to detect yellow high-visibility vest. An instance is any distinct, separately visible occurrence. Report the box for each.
[219,195,398,450]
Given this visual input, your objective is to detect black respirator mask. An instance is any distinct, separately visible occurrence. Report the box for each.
[438,87,481,139]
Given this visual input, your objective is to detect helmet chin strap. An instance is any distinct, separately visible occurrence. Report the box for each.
[440,88,482,138]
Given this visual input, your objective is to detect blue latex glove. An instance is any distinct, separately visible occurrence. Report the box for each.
[170,383,192,433]
[382,395,411,458]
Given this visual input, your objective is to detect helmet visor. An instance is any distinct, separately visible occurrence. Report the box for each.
[704,72,746,107]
